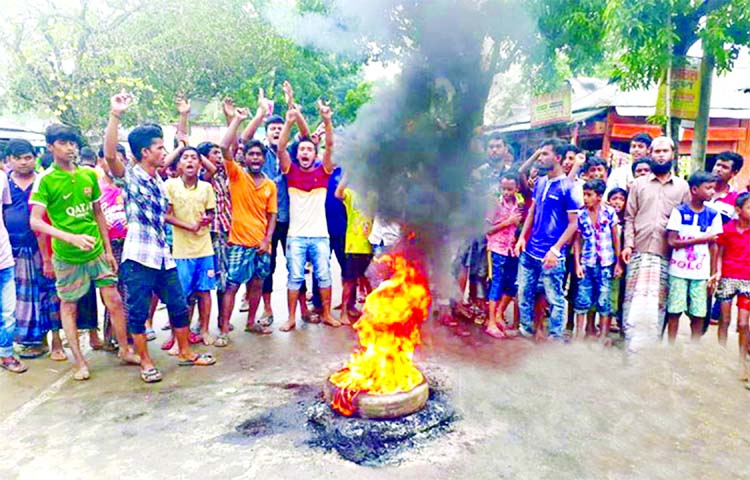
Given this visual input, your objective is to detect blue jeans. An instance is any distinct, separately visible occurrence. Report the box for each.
[517,252,567,339]
[574,263,614,315]
[287,237,332,291]
[0,266,18,357]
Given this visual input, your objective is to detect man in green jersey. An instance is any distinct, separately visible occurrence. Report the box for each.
[29,124,140,381]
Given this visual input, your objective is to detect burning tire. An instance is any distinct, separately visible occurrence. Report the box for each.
[324,375,429,419]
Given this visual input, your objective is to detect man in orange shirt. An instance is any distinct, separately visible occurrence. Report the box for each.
[216,108,278,346]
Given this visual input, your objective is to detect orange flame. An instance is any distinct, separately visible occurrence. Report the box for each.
[329,254,432,416]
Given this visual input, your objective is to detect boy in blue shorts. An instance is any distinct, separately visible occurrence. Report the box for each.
[165,147,216,345]
[573,179,622,343]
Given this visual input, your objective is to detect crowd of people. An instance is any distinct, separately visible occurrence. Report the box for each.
[1,83,749,388]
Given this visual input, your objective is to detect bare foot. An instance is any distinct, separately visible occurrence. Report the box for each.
[118,348,141,365]
[73,365,90,381]
[201,332,215,346]
[739,362,749,382]
[50,349,67,362]
[321,315,341,328]
[279,321,296,332]
[89,331,103,350]
[339,313,351,326]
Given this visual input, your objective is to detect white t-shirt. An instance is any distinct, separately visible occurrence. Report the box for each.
[368,217,401,247]
[666,204,723,280]
[0,171,15,270]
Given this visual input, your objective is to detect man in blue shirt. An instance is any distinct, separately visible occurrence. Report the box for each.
[514,138,582,341]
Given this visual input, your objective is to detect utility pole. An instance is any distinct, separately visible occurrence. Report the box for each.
[690,52,715,173]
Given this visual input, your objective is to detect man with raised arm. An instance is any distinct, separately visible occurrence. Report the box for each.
[103,91,215,384]
[278,102,338,331]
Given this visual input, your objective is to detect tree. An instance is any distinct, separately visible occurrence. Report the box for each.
[0,0,370,138]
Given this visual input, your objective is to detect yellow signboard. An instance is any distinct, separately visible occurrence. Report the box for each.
[531,84,572,128]
[656,56,702,120]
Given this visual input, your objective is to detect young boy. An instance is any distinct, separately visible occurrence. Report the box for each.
[29,124,140,380]
[573,179,622,342]
[607,187,628,334]
[712,192,750,382]
[334,173,374,326]
[666,171,723,343]
[165,147,216,345]
[216,108,278,346]
[484,172,523,339]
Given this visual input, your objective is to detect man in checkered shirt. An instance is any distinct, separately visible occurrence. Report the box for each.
[104,92,216,384]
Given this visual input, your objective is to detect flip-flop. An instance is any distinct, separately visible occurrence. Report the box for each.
[15,345,48,359]
[145,329,157,341]
[214,334,229,348]
[0,356,28,374]
[140,367,162,383]
[245,323,273,335]
[160,336,175,351]
[301,313,321,324]
[258,314,274,327]
[188,332,203,345]
[178,353,216,367]
[484,328,508,340]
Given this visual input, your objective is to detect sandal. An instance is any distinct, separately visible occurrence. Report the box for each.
[202,334,215,346]
[1,356,28,374]
[15,344,48,359]
[214,334,229,348]
[140,367,162,383]
[245,322,273,335]
[160,336,175,351]
[484,327,508,339]
[258,314,274,327]
[188,332,203,345]
[301,312,321,324]
[145,329,157,341]
[178,353,216,367]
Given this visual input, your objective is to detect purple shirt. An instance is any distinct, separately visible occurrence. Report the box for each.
[5,174,37,249]
[526,175,581,260]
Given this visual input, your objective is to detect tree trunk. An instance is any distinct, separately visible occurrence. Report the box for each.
[690,51,715,173]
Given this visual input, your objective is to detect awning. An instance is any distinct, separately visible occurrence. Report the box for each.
[487,108,608,134]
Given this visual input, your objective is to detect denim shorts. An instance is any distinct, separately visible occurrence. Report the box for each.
[488,252,518,301]
[574,263,614,315]
[226,245,271,286]
[176,256,216,297]
[287,237,331,290]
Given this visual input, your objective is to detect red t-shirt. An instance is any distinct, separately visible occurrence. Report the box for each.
[717,219,750,280]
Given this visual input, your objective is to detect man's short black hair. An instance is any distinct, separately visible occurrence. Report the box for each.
[45,124,80,146]
[607,187,628,201]
[583,178,606,196]
[79,147,97,166]
[40,152,53,169]
[297,136,319,154]
[127,123,163,161]
[264,115,284,127]
[539,138,570,159]
[630,133,653,147]
[486,132,506,146]
[715,151,744,173]
[584,156,607,173]
[500,171,519,183]
[736,192,750,209]
[196,141,220,158]
[245,139,266,155]
[631,157,652,175]
[561,144,581,157]
[178,146,201,161]
[687,170,717,189]
[6,139,35,157]
[98,144,127,159]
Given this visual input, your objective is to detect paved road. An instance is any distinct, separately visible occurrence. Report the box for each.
[1,258,749,479]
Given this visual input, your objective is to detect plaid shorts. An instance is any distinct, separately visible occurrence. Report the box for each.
[227,245,271,286]
[715,277,750,302]
[52,254,117,302]
[667,276,708,317]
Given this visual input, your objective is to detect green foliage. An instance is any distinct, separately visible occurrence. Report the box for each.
[0,0,368,137]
